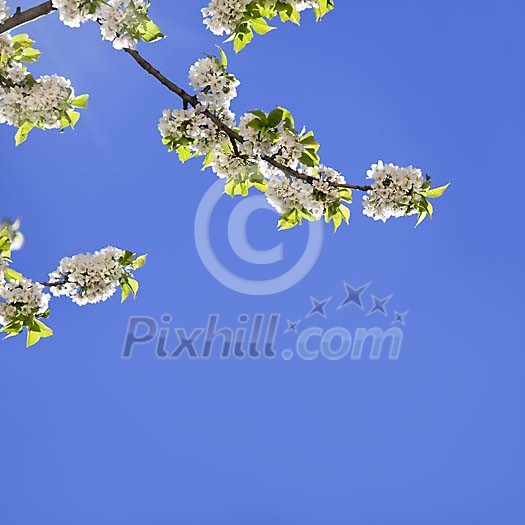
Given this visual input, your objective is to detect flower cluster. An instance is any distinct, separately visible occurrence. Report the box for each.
[189,56,240,109]
[159,55,241,176]
[159,57,306,180]
[0,230,146,346]
[0,279,50,328]
[201,0,251,36]
[0,33,31,84]
[1,74,74,129]
[0,32,88,143]
[159,107,234,160]
[202,0,322,36]
[266,165,346,219]
[0,0,9,23]
[52,0,162,50]
[160,55,352,228]
[48,246,126,305]
[238,111,305,173]
[52,0,97,27]
[202,0,334,51]
[362,161,427,222]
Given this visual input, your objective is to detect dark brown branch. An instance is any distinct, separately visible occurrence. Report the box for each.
[124,48,372,192]
[0,1,54,35]
[39,278,68,288]
[124,48,197,107]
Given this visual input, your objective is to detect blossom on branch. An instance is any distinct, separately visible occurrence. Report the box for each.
[51,0,163,50]
[0,32,88,144]
[363,161,449,224]
[49,247,147,305]
[0,278,52,347]
[202,0,335,52]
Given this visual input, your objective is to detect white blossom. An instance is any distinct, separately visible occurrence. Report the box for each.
[158,106,234,158]
[362,161,426,222]
[266,164,346,218]
[0,0,9,23]
[189,56,240,110]
[0,279,50,327]
[201,0,320,36]
[238,112,304,175]
[48,246,125,306]
[98,0,148,50]
[52,0,152,50]
[51,0,97,27]
[201,0,250,36]
[0,34,30,83]
[289,1,320,11]
[0,74,74,129]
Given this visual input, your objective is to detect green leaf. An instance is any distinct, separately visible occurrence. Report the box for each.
[131,254,148,269]
[71,94,89,108]
[233,25,254,53]
[66,110,80,129]
[138,19,164,43]
[0,227,12,258]
[314,0,335,21]
[121,283,132,303]
[1,320,23,337]
[419,197,434,218]
[128,278,139,298]
[121,278,139,302]
[299,148,319,168]
[26,329,41,347]
[415,211,428,227]
[249,109,267,121]
[15,121,35,146]
[4,268,23,282]
[216,45,228,67]
[277,106,295,128]
[20,47,41,63]
[26,320,53,348]
[250,17,275,35]
[339,204,350,224]
[34,319,53,338]
[324,202,351,231]
[424,183,450,198]
[177,145,193,163]
[267,108,284,128]
[11,34,34,46]
[278,209,302,230]
[338,188,352,202]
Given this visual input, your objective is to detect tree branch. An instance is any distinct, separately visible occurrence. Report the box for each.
[39,280,66,288]
[0,2,372,192]
[0,1,54,35]
[124,48,372,192]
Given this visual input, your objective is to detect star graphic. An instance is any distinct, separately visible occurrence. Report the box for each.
[285,319,301,334]
[368,294,393,316]
[338,281,371,310]
[307,297,332,318]
[392,311,409,326]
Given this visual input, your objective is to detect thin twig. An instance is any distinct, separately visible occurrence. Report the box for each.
[39,278,68,288]
[124,48,372,192]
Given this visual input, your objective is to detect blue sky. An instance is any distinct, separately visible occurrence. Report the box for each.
[1,1,524,523]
